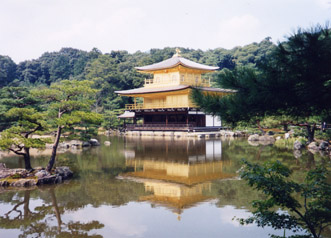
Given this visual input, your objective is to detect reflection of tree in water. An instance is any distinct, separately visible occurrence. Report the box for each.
[0,188,104,238]
[212,139,330,210]
[0,190,44,229]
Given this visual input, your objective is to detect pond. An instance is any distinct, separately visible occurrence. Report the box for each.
[0,136,327,238]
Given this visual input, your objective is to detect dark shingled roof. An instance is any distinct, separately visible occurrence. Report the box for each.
[115,85,235,95]
[135,56,219,71]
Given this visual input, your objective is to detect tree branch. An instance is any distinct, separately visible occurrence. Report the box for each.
[25,124,42,138]
[9,148,25,156]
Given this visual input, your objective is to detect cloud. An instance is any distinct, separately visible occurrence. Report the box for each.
[314,0,331,8]
[217,14,264,49]
[0,0,145,62]
[218,205,253,228]
[69,204,147,237]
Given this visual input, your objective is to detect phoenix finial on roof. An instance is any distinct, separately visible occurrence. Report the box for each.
[172,48,181,58]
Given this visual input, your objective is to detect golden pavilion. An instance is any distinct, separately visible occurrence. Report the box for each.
[116,49,234,131]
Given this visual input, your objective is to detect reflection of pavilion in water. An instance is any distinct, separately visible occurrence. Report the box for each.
[121,138,236,219]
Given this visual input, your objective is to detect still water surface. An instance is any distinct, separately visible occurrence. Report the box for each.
[0,136,323,238]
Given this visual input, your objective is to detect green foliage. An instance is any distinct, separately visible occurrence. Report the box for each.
[32,79,103,171]
[192,67,266,125]
[101,110,123,130]
[33,80,98,119]
[0,108,49,170]
[239,160,331,238]
[0,39,276,113]
[260,115,294,129]
[193,24,331,141]
[274,138,298,149]
[68,111,104,140]
[0,86,39,130]
[16,48,91,85]
[33,79,102,132]
[85,52,145,111]
[0,55,16,86]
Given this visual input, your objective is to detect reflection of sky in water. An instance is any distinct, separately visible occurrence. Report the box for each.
[65,202,293,238]
[0,197,300,238]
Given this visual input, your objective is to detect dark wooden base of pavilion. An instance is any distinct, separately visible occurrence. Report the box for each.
[125,108,221,132]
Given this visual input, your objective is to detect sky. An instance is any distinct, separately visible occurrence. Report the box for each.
[0,0,330,63]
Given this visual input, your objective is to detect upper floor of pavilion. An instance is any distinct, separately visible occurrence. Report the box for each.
[136,49,219,88]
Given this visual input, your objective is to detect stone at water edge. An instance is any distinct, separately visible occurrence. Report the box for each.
[319,141,329,151]
[308,142,319,151]
[11,179,37,187]
[59,142,70,149]
[248,134,259,141]
[293,150,302,159]
[104,141,111,146]
[89,139,100,146]
[55,166,73,178]
[284,133,290,139]
[248,140,260,146]
[35,170,50,178]
[70,140,83,148]
[0,165,73,187]
[82,141,90,147]
[258,135,275,142]
[294,140,305,150]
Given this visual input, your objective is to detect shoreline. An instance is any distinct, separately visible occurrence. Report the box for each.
[0,164,73,187]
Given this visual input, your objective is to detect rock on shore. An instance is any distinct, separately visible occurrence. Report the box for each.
[247,134,276,146]
[0,163,73,187]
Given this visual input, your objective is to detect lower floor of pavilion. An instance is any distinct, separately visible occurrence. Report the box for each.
[121,109,222,131]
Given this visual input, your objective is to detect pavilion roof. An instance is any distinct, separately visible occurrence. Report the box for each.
[118,111,135,118]
[199,87,236,93]
[135,56,219,72]
[115,85,190,95]
[115,85,236,96]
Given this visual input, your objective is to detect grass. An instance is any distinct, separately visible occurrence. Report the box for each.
[274,138,298,149]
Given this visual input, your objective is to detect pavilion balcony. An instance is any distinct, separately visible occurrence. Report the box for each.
[125,102,198,110]
[144,78,210,88]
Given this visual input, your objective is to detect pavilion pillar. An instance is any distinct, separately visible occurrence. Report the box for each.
[166,114,168,126]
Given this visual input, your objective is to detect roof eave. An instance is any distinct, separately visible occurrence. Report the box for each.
[135,63,219,72]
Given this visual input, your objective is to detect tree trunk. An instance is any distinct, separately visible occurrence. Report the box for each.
[283,123,288,132]
[50,188,62,232]
[23,190,31,218]
[256,120,265,135]
[23,148,33,171]
[46,126,62,172]
[306,124,316,143]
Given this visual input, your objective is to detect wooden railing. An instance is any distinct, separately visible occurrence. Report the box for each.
[125,103,144,110]
[144,78,210,87]
[125,102,197,110]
